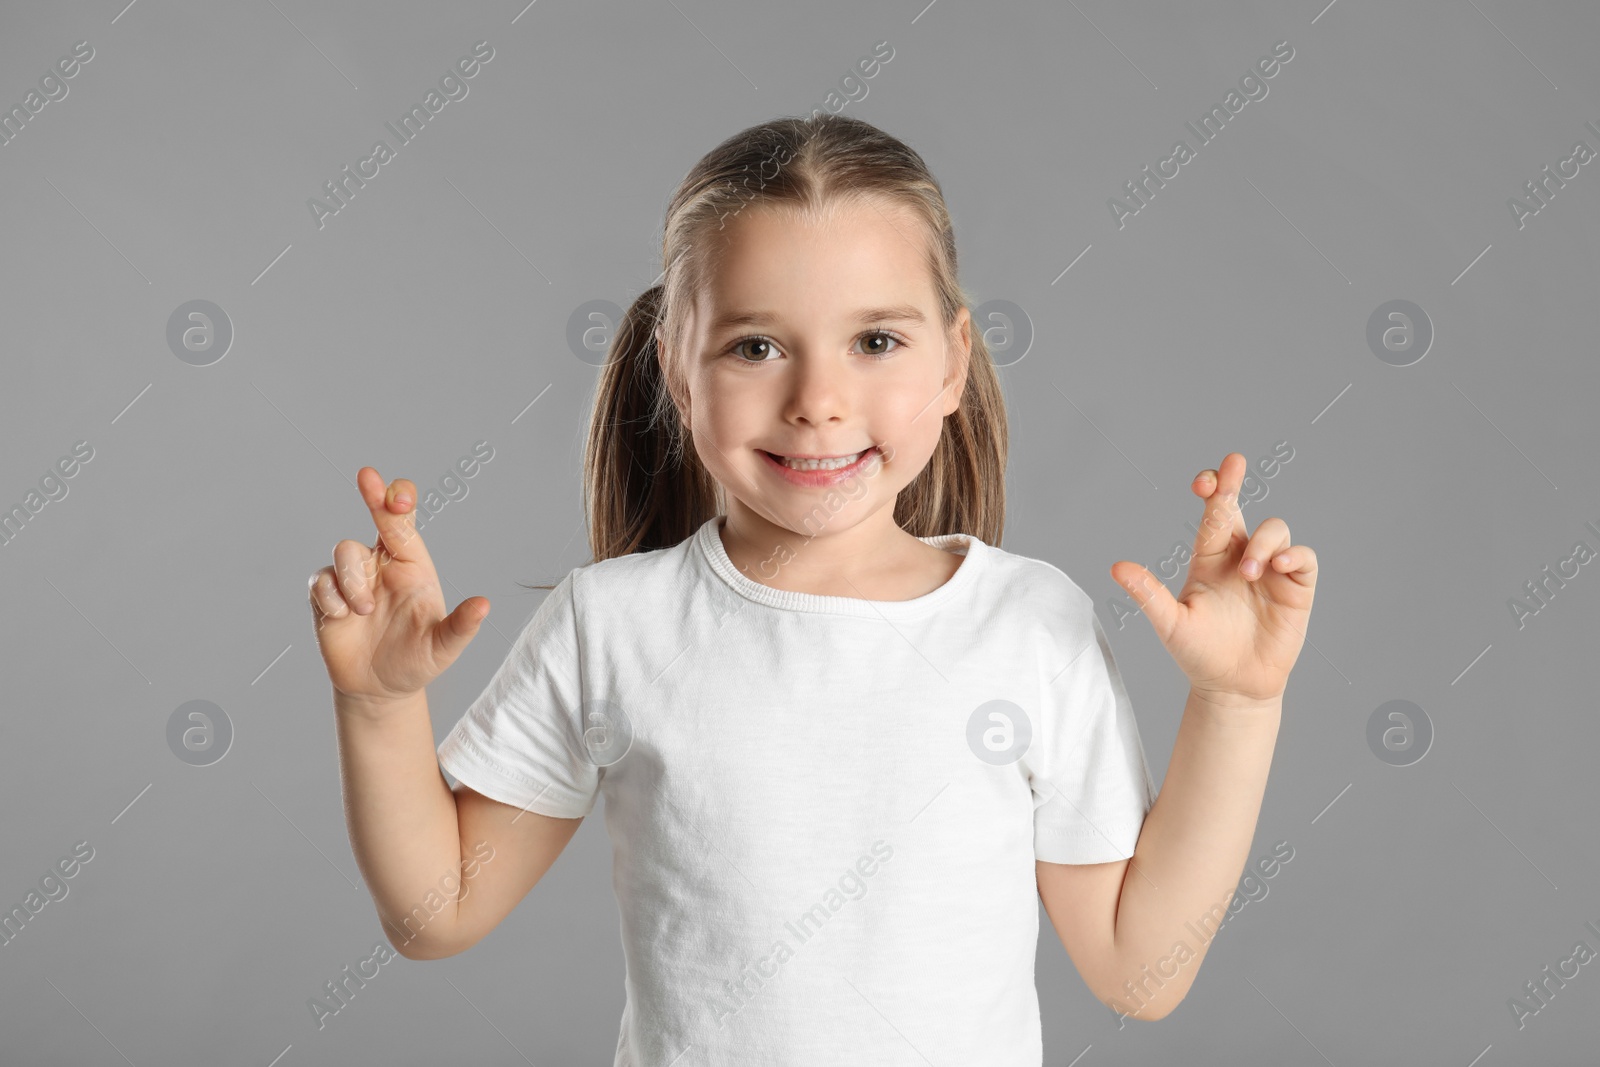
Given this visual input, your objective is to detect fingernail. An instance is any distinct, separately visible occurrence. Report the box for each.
[395,491,412,508]
[1241,558,1261,578]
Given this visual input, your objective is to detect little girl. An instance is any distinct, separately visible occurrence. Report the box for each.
[309,113,1318,1065]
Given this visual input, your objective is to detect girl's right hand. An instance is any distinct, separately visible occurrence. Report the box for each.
[308,467,489,707]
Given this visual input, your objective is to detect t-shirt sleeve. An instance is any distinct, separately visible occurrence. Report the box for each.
[435,570,600,819]
[1026,586,1159,865]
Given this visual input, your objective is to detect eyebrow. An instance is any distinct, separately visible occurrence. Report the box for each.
[708,304,928,333]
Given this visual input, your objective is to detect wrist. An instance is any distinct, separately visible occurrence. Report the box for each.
[1187,686,1282,721]
[334,688,425,722]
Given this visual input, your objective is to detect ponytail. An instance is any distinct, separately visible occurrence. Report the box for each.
[581,283,721,564]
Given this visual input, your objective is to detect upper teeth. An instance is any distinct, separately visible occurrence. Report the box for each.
[778,450,868,471]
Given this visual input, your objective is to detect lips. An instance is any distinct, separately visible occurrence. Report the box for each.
[758,446,883,487]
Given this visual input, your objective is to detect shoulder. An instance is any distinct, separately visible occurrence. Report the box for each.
[972,539,1101,641]
[566,532,702,614]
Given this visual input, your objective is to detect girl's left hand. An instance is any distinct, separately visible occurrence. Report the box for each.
[1110,452,1318,705]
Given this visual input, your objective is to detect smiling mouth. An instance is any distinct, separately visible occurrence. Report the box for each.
[760,448,877,471]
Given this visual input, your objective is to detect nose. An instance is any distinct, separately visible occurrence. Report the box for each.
[782,349,850,427]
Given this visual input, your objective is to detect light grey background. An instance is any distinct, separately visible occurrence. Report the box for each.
[2,0,1597,1064]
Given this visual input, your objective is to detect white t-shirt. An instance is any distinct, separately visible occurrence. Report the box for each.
[436,514,1157,1065]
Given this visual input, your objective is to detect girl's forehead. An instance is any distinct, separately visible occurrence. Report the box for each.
[696,219,932,300]
[667,199,939,343]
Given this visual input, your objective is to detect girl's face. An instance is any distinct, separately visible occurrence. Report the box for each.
[666,199,971,544]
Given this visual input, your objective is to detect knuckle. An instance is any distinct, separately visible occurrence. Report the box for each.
[309,577,339,614]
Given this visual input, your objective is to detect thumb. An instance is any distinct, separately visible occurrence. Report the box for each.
[1111,562,1180,643]
[430,595,489,667]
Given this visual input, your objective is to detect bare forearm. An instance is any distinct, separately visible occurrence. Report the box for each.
[333,689,464,957]
[1104,688,1281,1019]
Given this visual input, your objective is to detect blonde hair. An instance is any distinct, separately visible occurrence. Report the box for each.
[526,113,1009,590]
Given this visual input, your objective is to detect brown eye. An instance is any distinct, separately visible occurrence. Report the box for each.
[857,330,904,359]
[731,336,776,362]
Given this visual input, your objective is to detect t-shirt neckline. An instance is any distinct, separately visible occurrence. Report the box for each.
[694,514,986,619]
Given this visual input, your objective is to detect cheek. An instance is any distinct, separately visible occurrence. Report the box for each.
[695,385,762,444]
[882,387,948,450]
